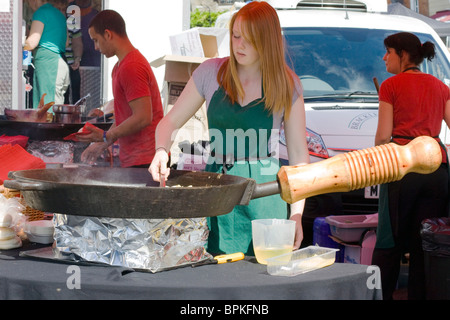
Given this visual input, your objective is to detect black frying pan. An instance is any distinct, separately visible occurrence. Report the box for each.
[4,137,443,219]
[5,168,258,219]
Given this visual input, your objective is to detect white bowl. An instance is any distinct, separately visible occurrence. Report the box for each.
[25,220,54,244]
[26,220,54,236]
[26,232,53,244]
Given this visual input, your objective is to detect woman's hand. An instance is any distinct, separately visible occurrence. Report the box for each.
[289,213,303,250]
[149,148,170,182]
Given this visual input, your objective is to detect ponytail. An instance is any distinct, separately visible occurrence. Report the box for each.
[420,41,436,62]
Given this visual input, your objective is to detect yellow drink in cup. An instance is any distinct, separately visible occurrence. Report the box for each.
[252,219,295,265]
[253,245,293,265]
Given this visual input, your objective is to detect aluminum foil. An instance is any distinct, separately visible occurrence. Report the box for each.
[27,141,74,164]
[53,214,212,273]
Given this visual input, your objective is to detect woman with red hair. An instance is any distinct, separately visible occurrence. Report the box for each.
[149,1,309,255]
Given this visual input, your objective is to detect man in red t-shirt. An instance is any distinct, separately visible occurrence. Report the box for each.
[78,9,163,167]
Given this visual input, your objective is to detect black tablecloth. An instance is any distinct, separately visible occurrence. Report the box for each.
[0,242,382,300]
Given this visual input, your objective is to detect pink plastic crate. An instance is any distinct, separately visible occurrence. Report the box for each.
[325,213,378,243]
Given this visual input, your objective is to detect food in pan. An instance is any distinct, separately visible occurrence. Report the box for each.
[4,94,54,122]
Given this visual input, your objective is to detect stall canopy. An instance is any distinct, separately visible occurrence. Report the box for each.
[431,10,450,22]
[386,3,450,38]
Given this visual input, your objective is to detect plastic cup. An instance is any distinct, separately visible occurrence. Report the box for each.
[252,219,295,265]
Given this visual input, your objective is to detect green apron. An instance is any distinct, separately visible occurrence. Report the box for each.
[375,183,396,248]
[32,47,62,109]
[205,87,288,255]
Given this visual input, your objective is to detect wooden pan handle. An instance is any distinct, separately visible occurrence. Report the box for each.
[277,136,442,204]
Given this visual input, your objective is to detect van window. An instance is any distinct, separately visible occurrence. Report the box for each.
[283,27,450,98]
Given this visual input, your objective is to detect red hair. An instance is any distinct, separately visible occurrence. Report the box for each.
[217,1,298,118]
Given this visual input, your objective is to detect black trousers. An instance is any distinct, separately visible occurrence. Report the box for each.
[372,164,448,300]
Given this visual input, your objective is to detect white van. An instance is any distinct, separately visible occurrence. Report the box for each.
[215,0,450,243]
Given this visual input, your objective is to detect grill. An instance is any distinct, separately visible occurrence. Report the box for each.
[341,189,378,215]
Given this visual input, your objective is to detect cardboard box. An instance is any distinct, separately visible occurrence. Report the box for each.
[331,230,377,265]
[150,27,229,166]
[164,81,209,165]
[169,27,229,58]
[170,28,205,57]
[150,55,210,166]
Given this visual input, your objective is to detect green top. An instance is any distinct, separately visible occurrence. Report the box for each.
[32,3,67,54]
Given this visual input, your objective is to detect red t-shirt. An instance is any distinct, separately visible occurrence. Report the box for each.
[112,49,163,167]
[379,72,450,163]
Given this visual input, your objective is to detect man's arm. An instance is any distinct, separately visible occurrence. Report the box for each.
[104,96,153,143]
[77,96,153,145]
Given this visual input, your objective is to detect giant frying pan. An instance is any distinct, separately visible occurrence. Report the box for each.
[4,136,442,219]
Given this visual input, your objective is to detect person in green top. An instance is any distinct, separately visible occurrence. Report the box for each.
[24,0,69,109]
[149,1,309,255]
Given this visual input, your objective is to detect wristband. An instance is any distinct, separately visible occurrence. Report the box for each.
[155,146,167,153]
[103,131,108,143]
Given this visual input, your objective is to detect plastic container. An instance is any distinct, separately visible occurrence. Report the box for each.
[25,220,54,244]
[313,217,344,262]
[342,230,376,265]
[252,219,295,265]
[325,213,378,242]
[313,217,340,248]
[266,245,339,277]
